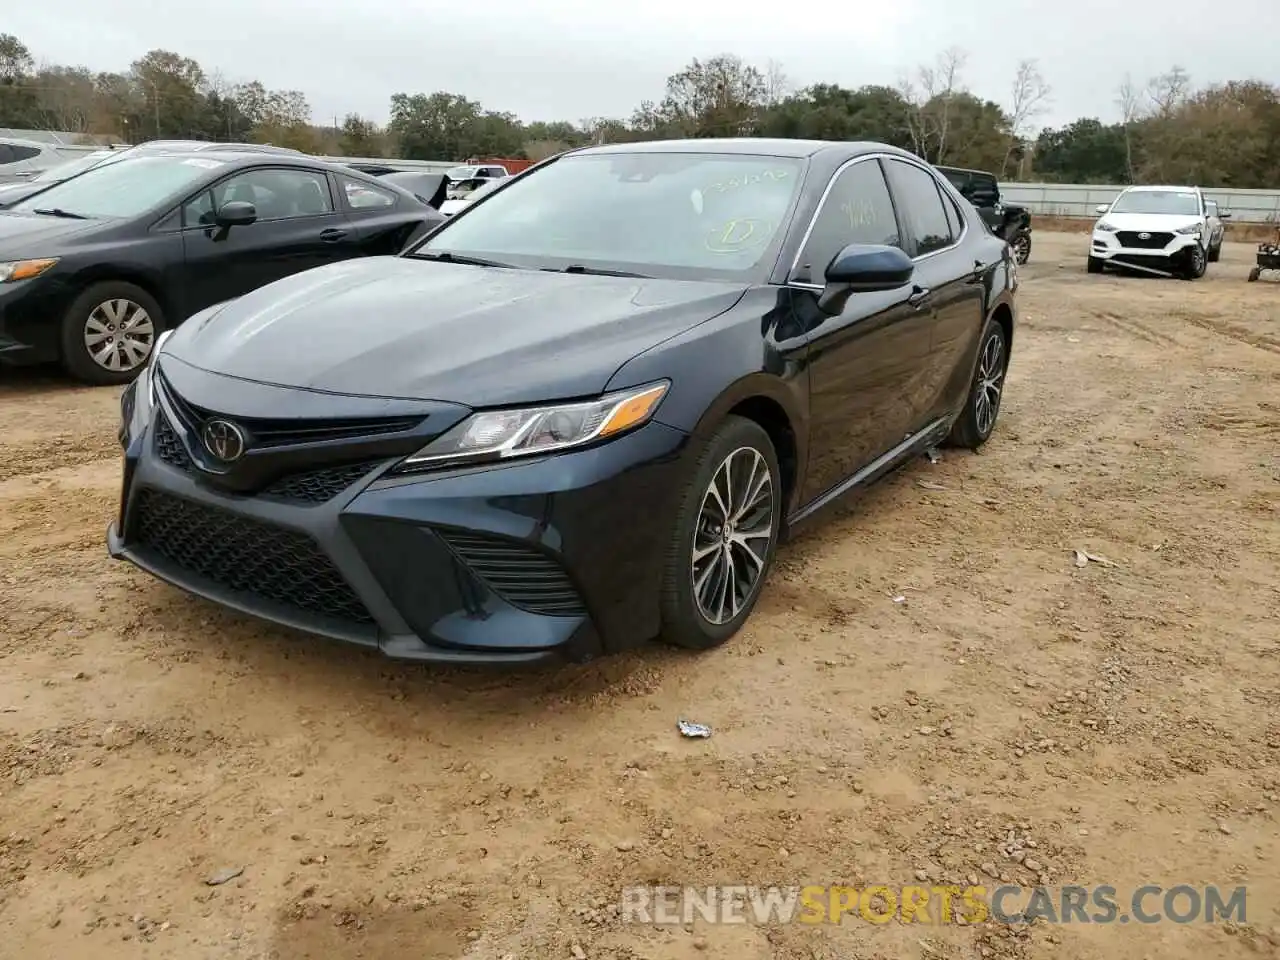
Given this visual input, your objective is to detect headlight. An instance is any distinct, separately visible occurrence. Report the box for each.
[398,380,670,472]
[0,258,59,282]
[1094,221,1117,233]
[145,330,173,404]
[1176,224,1202,235]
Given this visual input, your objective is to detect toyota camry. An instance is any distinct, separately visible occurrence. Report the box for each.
[109,138,1017,664]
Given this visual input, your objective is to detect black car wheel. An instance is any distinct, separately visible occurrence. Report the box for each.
[660,415,780,650]
[1012,232,1031,265]
[1181,244,1207,281]
[946,318,1007,449]
[1087,256,1104,274]
[1207,242,1221,263]
[60,281,165,386]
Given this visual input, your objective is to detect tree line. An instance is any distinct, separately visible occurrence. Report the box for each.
[2,33,1277,188]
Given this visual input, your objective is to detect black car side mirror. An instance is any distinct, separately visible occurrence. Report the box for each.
[817,244,915,314]
[215,201,257,228]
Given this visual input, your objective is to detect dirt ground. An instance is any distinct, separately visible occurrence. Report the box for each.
[1,232,1277,960]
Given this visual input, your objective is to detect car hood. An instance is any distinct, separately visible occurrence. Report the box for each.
[166,256,750,406]
[1098,213,1201,232]
[0,210,99,251]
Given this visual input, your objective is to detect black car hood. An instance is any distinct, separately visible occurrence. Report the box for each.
[167,256,749,406]
[0,210,100,251]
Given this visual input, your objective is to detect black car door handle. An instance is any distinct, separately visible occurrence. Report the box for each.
[908,286,932,309]
[319,228,348,242]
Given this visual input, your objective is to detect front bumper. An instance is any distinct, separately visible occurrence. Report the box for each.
[1090,230,1202,272]
[108,373,693,664]
[0,275,68,365]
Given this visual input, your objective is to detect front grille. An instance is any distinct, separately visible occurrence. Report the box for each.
[131,489,374,625]
[436,529,586,617]
[158,373,420,447]
[154,412,192,471]
[1116,231,1173,249]
[260,461,385,504]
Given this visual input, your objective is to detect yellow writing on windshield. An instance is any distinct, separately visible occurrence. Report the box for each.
[707,170,790,194]
[705,219,771,253]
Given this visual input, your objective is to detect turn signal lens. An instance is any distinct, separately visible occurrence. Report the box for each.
[0,258,59,282]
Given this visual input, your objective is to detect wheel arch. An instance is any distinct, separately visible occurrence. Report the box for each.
[66,267,174,330]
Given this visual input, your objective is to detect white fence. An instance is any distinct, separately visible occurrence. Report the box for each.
[1002,182,1280,224]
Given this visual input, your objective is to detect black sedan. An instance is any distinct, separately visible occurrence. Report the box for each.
[0,151,443,384]
[108,139,1017,664]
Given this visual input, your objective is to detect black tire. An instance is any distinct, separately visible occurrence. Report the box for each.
[1013,232,1031,265]
[1207,242,1221,263]
[59,281,166,386]
[1248,266,1261,282]
[1087,256,1104,274]
[946,318,1008,450]
[1180,243,1207,281]
[659,415,781,651]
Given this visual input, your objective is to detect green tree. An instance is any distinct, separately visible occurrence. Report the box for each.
[338,113,384,156]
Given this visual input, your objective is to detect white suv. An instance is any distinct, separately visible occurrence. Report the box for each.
[1088,185,1213,280]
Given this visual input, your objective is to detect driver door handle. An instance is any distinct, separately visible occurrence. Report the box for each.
[319,228,348,243]
[907,285,932,309]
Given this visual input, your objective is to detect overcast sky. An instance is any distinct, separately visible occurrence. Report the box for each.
[8,0,1278,131]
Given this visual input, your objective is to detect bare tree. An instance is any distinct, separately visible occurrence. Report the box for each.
[1146,66,1191,118]
[1115,73,1144,182]
[898,46,968,163]
[763,58,790,107]
[1002,58,1052,177]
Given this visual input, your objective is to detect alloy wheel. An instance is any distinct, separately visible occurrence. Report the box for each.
[1014,234,1031,264]
[84,298,155,372]
[691,446,776,625]
[974,331,1005,437]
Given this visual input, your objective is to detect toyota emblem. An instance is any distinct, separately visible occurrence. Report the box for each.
[202,419,246,462]
[1138,232,1151,239]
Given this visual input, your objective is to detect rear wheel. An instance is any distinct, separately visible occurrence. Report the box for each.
[59,281,165,386]
[659,416,781,651]
[946,318,1007,450]
[1012,232,1031,265]
[1087,256,1104,274]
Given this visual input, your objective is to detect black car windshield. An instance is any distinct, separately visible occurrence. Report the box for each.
[31,151,112,183]
[413,152,806,280]
[1109,190,1200,216]
[9,154,227,219]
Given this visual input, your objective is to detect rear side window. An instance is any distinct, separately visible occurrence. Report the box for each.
[794,158,900,280]
[5,144,41,163]
[339,175,396,209]
[883,159,955,257]
[967,175,999,206]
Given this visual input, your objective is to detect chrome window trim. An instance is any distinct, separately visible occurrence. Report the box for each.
[787,152,969,281]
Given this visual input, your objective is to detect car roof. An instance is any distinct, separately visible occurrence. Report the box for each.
[117,149,337,171]
[937,165,995,177]
[1123,184,1199,193]
[571,138,916,160]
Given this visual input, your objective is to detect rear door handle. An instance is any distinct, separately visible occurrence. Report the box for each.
[319,228,348,243]
[908,286,932,309]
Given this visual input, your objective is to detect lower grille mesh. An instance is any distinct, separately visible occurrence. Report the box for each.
[131,489,374,625]
[435,529,586,617]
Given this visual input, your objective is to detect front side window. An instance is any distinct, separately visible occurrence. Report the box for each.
[9,155,229,219]
[183,168,333,226]
[794,159,900,280]
[415,152,806,281]
[884,159,955,257]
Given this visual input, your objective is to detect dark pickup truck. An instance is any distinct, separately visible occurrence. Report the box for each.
[938,166,1032,264]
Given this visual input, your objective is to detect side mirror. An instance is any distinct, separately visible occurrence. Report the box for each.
[1220,210,1233,219]
[1095,204,1110,215]
[817,244,914,315]
[215,201,257,228]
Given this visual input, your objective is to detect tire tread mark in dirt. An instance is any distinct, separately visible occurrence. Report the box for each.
[1095,310,1179,347]
[1184,315,1280,356]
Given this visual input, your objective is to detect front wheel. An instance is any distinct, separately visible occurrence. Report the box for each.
[1180,243,1207,281]
[659,416,781,651]
[1207,242,1221,263]
[59,281,165,386]
[1248,266,1261,282]
[1087,256,1104,274]
[946,318,1008,450]
[1012,232,1031,265]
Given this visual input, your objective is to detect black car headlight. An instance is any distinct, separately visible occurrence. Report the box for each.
[396,381,669,473]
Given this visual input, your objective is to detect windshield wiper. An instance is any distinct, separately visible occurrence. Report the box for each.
[551,264,652,279]
[31,208,88,219]
[411,250,517,269]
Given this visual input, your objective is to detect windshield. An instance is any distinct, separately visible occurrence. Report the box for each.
[9,154,227,219]
[414,152,806,281]
[32,151,112,183]
[1109,190,1201,216]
